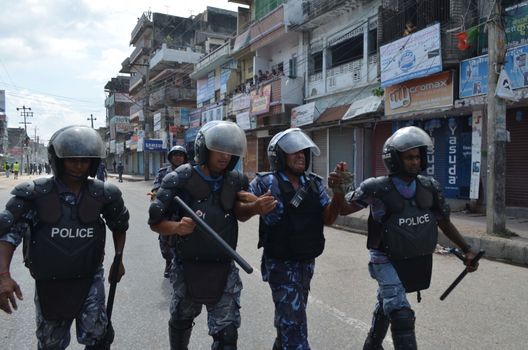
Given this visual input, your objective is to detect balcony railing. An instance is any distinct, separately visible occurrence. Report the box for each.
[149,86,196,108]
[130,12,152,45]
[149,44,203,73]
[191,42,231,79]
[307,54,378,97]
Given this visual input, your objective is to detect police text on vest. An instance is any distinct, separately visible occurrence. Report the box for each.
[398,214,430,226]
[51,227,94,238]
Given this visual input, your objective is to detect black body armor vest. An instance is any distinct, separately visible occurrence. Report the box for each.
[26,180,106,281]
[259,173,325,261]
[175,166,240,262]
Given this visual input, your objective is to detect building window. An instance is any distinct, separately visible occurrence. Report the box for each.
[329,35,363,68]
[310,51,323,74]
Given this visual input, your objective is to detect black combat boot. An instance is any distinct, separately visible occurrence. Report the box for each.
[272,328,281,350]
[211,324,237,350]
[85,323,114,350]
[164,259,172,278]
[390,308,417,350]
[168,318,193,350]
[363,305,389,350]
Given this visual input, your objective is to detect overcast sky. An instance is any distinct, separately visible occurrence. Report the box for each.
[0,0,241,143]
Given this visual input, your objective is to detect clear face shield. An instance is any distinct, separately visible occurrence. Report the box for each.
[275,128,320,156]
[201,121,247,157]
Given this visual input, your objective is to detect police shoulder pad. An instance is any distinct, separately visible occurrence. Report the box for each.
[86,178,105,198]
[416,175,440,192]
[10,181,35,198]
[103,182,123,202]
[225,170,249,190]
[163,163,192,189]
[33,177,54,195]
[360,176,392,197]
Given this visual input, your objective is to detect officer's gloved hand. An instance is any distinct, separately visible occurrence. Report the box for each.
[329,162,355,195]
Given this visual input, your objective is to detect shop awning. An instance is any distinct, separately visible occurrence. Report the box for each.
[342,95,383,120]
[314,104,351,124]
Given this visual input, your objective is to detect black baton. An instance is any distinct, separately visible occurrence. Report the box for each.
[440,250,484,301]
[174,196,253,274]
[106,252,123,320]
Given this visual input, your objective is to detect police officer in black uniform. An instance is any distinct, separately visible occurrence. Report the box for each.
[0,125,129,350]
[148,120,251,350]
[340,126,478,350]
[150,145,189,278]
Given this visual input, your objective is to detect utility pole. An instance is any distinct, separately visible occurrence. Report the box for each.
[16,105,33,175]
[87,114,97,128]
[143,44,152,181]
[34,127,38,163]
[486,1,507,234]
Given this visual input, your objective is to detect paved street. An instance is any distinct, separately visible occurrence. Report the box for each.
[1,176,528,349]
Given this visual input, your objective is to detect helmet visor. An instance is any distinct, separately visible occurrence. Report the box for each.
[277,128,320,156]
[389,126,433,152]
[202,121,247,157]
[52,126,106,158]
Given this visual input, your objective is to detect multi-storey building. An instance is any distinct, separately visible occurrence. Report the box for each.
[104,75,132,172]
[116,8,236,177]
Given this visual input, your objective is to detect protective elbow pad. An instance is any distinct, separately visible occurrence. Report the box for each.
[148,201,167,225]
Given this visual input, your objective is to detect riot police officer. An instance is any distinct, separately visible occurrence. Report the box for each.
[150,145,189,278]
[241,128,346,350]
[340,126,478,349]
[0,125,130,350]
[148,120,251,350]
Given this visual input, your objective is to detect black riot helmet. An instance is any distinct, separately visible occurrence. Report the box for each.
[267,128,320,172]
[194,120,247,171]
[48,125,106,177]
[168,145,188,166]
[382,126,433,175]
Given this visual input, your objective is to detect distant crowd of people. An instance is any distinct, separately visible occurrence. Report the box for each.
[233,66,285,95]
[2,161,51,179]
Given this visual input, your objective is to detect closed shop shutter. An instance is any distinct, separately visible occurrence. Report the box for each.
[244,135,258,180]
[506,108,528,207]
[372,122,392,176]
[311,129,328,181]
[258,136,272,172]
[329,126,355,173]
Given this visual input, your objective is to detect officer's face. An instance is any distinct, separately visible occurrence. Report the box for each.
[169,152,186,167]
[63,158,91,178]
[400,148,421,176]
[285,150,305,175]
[207,150,232,173]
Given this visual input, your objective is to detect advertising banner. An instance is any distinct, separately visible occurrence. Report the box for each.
[470,111,483,199]
[232,93,251,112]
[236,111,251,130]
[250,84,271,116]
[460,43,528,98]
[384,71,453,116]
[380,23,442,87]
[291,102,316,127]
[459,55,488,98]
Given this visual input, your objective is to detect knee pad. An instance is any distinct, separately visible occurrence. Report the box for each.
[169,318,194,331]
[390,308,415,332]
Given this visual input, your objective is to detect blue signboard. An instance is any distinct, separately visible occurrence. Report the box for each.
[180,108,190,125]
[459,55,488,98]
[185,127,199,143]
[394,117,472,199]
[504,44,528,89]
[460,44,528,98]
[144,139,164,151]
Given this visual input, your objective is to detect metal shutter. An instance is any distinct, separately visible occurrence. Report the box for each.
[329,126,355,173]
[506,109,528,207]
[311,129,328,181]
[372,122,392,176]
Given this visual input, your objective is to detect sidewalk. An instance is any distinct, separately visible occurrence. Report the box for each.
[3,173,527,267]
[334,208,528,267]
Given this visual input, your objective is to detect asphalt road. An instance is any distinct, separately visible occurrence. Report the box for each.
[1,176,527,349]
